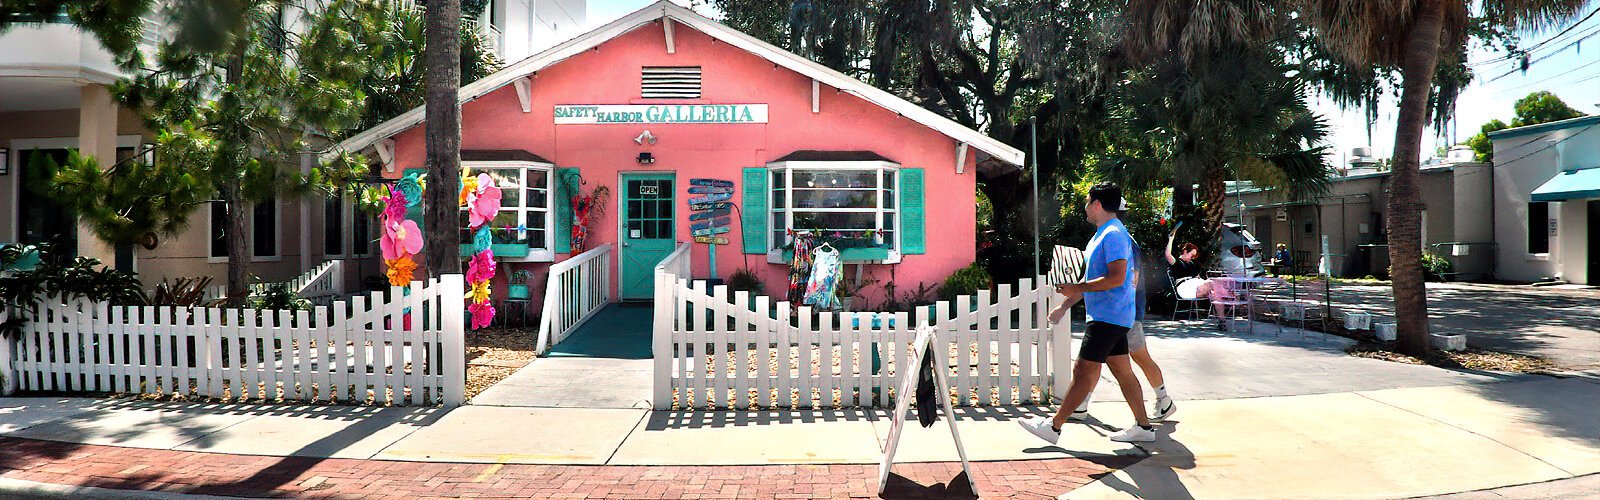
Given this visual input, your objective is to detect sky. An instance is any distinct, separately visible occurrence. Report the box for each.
[583,1,1600,164]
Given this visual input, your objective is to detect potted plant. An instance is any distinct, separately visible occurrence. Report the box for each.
[507,269,535,300]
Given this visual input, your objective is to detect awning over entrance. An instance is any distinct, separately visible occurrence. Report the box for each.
[1531,167,1600,202]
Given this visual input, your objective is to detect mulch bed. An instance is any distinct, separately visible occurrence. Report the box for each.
[1345,343,1556,373]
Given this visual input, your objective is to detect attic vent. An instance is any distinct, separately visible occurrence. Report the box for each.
[642,66,702,98]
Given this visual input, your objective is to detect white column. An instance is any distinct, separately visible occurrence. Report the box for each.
[76,84,119,266]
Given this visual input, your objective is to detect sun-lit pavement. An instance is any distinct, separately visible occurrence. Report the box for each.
[1271,281,1600,371]
[1,324,1597,499]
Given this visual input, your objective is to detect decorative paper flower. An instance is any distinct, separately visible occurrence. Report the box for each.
[381,219,424,261]
[473,226,493,253]
[515,224,527,238]
[467,279,492,303]
[468,184,502,227]
[468,300,495,329]
[385,257,416,286]
[459,174,480,206]
[398,173,424,208]
[383,188,408,223]
[466,249,497,283]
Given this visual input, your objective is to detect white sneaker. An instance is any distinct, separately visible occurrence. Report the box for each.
[1066,409,1090,422]
[1110,425,1157,443]
[1017,416,1061,444]
[1152,397,1177,421]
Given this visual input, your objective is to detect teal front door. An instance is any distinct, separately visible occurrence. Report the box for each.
[620,173,676,300]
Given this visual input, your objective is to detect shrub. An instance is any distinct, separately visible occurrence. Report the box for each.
[1421,252,1453,281]
[252,282,309,311]
[727,268,764,295]
[0,246,146,339]
[938,264,993,302]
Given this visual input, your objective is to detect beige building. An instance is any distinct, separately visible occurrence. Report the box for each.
[1228,151,1495,279]
[1,1,585,294]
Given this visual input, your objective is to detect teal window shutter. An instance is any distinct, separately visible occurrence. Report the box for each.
[900,168,926,255]
[554,167,578,253]
[741,167,768,254]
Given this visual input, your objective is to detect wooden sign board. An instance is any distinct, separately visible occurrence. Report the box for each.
[688,186,734,195]
[692,226,730,237]
[690,209,731,220]
[690,217,731,230]
[693,236,729,245]
[690,202,730,211]
[691,178,734,188]
[688,193,732,205]
[878,326,978,496]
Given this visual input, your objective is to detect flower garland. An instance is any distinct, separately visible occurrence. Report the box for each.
[460,172,502,329]
[380,172,425,287]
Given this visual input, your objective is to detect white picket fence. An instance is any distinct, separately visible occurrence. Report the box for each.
[652,250,1059,410]
[535,244,614,354]
[4,275,467,405]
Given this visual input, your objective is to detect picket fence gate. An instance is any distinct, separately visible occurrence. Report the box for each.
[3,275,466,405]
[652,245,1061,410]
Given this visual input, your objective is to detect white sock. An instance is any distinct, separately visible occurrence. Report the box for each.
[1154,385,1169,400]
[1075,396,1091,413]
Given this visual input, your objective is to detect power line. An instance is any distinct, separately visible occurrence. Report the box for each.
[1468,7,1600,67]
[1491,57,1600,96]
[1491,125,1596,166]
[1485,22,1600,83]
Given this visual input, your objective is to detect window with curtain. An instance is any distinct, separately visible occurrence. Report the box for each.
[768,166,897,250]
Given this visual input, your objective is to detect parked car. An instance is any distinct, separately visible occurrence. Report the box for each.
[1220,223,1264,277]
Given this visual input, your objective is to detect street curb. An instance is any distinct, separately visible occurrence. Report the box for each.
[0,478,226,499]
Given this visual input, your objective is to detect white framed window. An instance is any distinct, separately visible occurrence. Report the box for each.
[460,161,556,261]
[251,196,281,262]
[767,161,899,252]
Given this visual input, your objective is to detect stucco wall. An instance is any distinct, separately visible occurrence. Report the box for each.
[383,21,980,305]
[1490,122,1600,283]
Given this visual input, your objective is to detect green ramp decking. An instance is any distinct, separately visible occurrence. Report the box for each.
[545,303,653,359]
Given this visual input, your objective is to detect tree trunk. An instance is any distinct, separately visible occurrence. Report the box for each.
[423,0,463,277]
[1200,169,1226,253]
[1388,0,1447,356]
[224,184,250,306]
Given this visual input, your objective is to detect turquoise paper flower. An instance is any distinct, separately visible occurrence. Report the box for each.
[473,226,493,253]
[398,172,424,208]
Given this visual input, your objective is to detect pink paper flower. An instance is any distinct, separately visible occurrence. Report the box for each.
[468,300,495,329]
[466,249,497,283]
[381,219,424,261]
[384,188,408,223]
[469,185,502,227]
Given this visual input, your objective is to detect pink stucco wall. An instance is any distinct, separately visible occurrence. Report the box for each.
[384,20,979,306]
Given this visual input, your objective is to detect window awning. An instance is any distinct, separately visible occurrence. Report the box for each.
[1531,167,1600,202]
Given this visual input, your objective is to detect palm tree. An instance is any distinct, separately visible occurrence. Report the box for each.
[1107,44,1331,246]
[1294,0,1593,356]
[423,0,463,277]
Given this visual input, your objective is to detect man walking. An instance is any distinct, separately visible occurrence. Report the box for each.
[1020,183,1157,444]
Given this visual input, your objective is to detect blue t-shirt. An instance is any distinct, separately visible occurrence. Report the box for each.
[1084,218,1137,327]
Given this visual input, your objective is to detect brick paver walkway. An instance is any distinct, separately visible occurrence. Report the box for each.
[0,437,1138,498]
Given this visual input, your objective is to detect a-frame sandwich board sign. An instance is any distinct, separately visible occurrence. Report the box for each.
[877,325,979,496]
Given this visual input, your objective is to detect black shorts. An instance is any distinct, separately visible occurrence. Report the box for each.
[1079,321,1131,363]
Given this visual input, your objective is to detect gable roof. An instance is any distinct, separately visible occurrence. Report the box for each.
[328,0,1025,171]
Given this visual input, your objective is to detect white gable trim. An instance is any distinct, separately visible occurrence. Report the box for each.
[327,1,1024,170]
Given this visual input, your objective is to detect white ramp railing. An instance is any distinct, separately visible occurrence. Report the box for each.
[535,244,615,354]
[652,266,1058,410]
[7,275,467,406]
[203,259,345,304]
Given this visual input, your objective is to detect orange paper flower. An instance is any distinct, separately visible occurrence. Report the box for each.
[385,257,417,286]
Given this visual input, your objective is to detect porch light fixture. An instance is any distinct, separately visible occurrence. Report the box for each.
[637,152,655,164]
[0,148,8,175]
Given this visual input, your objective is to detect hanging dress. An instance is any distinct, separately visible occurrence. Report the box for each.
[787,231,816,303]
[803,244,842,309]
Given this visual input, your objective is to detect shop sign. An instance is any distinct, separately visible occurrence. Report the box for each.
[553,104,768,124]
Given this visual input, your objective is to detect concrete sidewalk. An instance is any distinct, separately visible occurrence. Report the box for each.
[3,376,1596,498]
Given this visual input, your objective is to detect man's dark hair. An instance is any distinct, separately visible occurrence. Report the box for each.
[1087,183,1123,213]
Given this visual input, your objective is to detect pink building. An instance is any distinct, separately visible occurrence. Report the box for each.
[334,1,1025,310]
